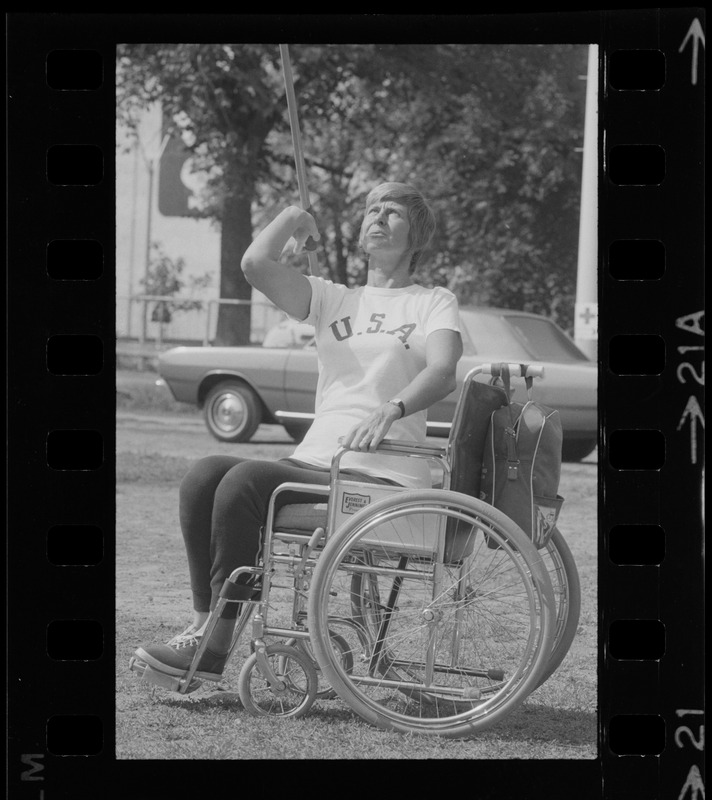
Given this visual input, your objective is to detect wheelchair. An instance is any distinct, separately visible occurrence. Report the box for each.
[130,363,580,738]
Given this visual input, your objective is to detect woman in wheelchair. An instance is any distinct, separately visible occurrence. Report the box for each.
[134,182,463,680]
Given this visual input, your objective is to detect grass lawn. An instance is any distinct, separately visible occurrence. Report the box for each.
[116,371,598,760]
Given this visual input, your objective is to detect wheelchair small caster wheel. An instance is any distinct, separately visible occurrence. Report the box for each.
[286,630,354,700]
[238,643,318,718]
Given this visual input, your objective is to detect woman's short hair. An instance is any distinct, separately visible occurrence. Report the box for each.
[363,182,436,271]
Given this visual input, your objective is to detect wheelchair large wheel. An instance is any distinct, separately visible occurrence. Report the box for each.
[308,490,556,738]
[535,527,581,688]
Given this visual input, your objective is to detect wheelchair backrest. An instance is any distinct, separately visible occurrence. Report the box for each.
[438,372,510,561]
[446,372,509,499]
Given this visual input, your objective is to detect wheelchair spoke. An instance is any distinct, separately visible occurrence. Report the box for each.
[308,490,555,737]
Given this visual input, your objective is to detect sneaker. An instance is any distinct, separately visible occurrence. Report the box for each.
[135,632,227,681]
[166,625,201,647]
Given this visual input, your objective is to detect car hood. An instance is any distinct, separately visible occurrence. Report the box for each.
[159,344,287,361]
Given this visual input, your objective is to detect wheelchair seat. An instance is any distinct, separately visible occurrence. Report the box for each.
[274,502,328,535]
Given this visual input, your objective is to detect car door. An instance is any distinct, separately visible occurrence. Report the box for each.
[282,342,319,414]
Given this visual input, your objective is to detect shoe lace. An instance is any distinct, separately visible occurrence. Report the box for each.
[167,631,202,649]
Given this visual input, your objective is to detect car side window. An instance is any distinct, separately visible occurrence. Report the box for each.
[262,320,316,349]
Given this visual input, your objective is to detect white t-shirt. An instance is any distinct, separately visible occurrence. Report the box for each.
[291,276,461,488]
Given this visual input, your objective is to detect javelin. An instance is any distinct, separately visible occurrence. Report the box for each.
[279,44,318,275]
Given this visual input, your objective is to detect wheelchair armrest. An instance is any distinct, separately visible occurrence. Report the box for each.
[374,438,447,459]
[334,439,446,461]
[330,439,450,486]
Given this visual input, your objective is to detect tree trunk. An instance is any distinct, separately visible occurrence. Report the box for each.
[331,209,349,285]
[215,187,254,346]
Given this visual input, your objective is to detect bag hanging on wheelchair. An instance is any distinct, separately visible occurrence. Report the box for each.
[480,364,565,549]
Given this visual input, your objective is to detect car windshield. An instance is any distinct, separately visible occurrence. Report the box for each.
[505,315,590,362]
[459,312,529,359]
[459,311,589,363]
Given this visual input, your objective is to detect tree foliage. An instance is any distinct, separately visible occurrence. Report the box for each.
[117,43,588,342]
[118,43,286,344]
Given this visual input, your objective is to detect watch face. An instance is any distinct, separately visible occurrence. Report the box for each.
[390,399,405,416]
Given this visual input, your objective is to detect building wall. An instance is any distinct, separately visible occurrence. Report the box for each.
[116,104,282,343]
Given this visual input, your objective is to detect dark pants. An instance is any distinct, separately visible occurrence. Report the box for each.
[179,456,395,618]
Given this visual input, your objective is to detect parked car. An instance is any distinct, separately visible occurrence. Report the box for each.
[157,306,598,462]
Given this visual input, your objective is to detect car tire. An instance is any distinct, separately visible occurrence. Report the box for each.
[562,438,597,463]
[202,381,262,443]
[283,421,312,443]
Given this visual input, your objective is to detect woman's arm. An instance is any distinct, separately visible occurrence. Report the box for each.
[241,206,319,320]
[341,328,463,452]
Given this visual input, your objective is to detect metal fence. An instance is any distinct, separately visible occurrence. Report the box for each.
[116,294,286,347]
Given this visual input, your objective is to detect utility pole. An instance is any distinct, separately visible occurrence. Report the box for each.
[574,44,599,360]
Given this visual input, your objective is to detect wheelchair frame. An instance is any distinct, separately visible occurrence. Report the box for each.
[130,363,580,737]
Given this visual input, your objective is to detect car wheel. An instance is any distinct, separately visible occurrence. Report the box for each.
[283,421,311,443]
[202,381,262,443]
[562,438,597,463]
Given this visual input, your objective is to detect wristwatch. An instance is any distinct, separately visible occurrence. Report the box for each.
[388,398,406,418]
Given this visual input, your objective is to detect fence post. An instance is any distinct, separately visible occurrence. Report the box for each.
[139,296,147,346]
[204,300,213,347]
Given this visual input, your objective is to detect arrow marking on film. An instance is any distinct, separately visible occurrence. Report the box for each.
[679,18,705,86]
[678,764,705,800]
[677,394,705,464]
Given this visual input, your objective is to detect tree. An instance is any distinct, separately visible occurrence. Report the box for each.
[117,43,387,342]
[118,44,286,345]
[118,43,588,340]
[389,45,588,332]
[273,44,588,331]
[141,242,212,346]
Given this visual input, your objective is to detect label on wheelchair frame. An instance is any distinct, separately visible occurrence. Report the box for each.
[333,481,438,555]
[340,491,372,515]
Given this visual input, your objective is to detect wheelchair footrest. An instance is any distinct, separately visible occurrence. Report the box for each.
[128,656,203,694]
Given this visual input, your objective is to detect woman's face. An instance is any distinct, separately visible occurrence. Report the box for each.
[359,200,411,258]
